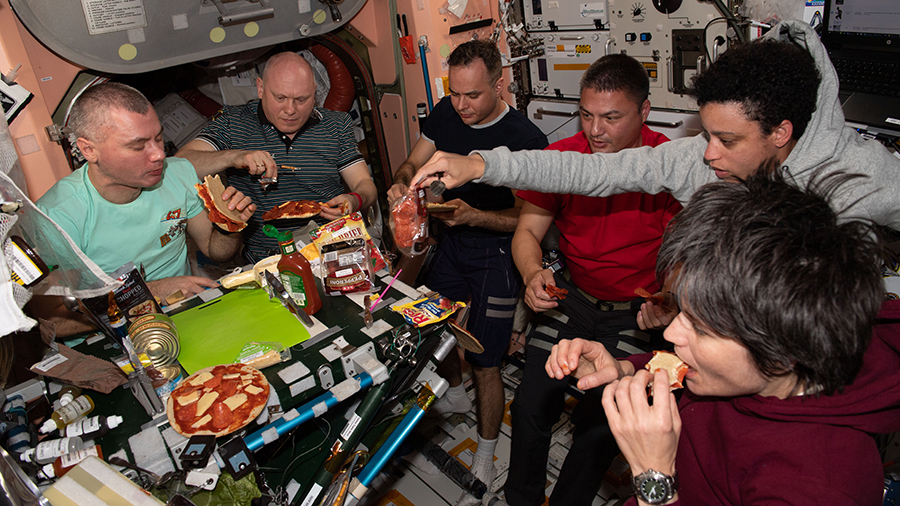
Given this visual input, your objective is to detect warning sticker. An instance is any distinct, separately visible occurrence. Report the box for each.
[544,44,592,58]
[81,0,147,36]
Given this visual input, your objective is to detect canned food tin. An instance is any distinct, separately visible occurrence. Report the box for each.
[129,314,180,367]
[154,364,183,398]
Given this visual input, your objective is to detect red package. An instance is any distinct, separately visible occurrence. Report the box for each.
[390,186,428,256]
[320,238,374,296]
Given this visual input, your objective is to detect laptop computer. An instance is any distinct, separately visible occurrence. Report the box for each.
[821,0,900,134]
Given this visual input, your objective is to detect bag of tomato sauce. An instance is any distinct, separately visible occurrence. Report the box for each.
[390,186,429,256]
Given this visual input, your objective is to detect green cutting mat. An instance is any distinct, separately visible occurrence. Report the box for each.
[170,289,311,374]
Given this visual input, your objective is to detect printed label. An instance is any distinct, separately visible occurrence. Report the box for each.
[281,272,308,307]
[81,0,147,35]
[33,354,68,373]
[8,242,42,285]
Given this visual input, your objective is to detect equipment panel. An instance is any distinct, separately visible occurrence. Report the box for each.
[528,31,613,98]
[606,0,731,110]
[9,0,367,74]
[525,0,609,31]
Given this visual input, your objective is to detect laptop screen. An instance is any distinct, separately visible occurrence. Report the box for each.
[823,0,900,46]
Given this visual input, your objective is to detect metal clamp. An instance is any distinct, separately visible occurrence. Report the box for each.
[206,0,274,26]
[605,37,616,55]
[645,120,684,129]
[533,108,578,120]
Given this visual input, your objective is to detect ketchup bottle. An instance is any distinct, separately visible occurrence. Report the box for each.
[264,225,322,315]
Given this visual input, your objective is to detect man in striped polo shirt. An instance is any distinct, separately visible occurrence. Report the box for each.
[178,52,377,261]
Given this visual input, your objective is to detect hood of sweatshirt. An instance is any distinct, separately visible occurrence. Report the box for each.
[730,299,900,435]
[763,21,847,180]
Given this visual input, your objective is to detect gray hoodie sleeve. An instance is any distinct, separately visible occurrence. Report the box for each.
[474,134,715,206]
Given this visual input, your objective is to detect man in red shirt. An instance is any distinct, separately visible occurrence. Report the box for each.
[506,54,681,506]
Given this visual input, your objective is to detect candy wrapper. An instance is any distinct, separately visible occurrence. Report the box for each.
[390,186,429,256]
[310,212,388,272]
[320,237,374,296]
[392,293,466,327]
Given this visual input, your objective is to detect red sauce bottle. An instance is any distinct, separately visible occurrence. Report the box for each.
[265,225,322,315]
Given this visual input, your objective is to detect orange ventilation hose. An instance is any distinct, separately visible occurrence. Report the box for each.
[309,44,356,113]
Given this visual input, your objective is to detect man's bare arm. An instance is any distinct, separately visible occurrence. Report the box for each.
[389,138,438,201]
[434,194,523,233]
[177,139,278,179]
[512,203,559,311]
[26,296,97,339]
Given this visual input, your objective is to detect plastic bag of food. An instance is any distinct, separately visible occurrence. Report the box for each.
[320,237,375,296]
[390,186,429,256]
[310,212,387,273]
[391,293,465,327]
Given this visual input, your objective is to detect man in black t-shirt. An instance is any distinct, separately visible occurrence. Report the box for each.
[389,40,547,502]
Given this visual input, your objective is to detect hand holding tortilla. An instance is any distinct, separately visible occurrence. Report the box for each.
[195,174,254,232]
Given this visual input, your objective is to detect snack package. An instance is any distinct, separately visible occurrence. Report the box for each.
[320,237,374,296]
[390,186,429,256]
[81,263,161,335]
[235,341,291,370]
[391,293,466,327]
[310,212,388,272]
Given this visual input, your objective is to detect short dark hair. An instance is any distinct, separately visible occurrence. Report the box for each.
[448,40,502,84]
[579,53,649,106]
[69,82,151,141]
[657,170,883,396]
[690,40,821,139]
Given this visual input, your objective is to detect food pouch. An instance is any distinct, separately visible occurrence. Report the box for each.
[310,212,388,272]
[391,293,466,327]
[320,237,374,296]
[235,342,290,370]
[390,186,429,256]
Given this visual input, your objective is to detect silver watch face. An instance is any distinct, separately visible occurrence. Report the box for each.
[639,476,670,503]
[634,470,675,505]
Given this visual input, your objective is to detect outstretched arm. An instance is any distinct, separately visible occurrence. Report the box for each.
[412,151,486,191]
[177,139,279,179]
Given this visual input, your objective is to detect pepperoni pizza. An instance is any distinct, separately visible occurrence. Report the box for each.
[262,200,334,221]
[166,363,269,437]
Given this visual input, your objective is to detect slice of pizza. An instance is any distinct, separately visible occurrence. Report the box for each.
[167,363,270,437]
[645,350,690,391]
[262,200,328,221]
[195,175,247,232]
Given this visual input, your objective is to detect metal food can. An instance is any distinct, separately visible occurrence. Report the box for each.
[154,364,183,399]
[129,313,180,367]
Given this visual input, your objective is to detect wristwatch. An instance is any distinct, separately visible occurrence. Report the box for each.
[632,469,677,504]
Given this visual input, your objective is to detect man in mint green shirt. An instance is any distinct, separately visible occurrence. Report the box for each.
[32,83,255,335]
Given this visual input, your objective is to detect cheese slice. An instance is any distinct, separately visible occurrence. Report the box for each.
[190,371,214,386]
[196,391,219,417]
[245,384,263,395]
[176,390,201,406]
[223,393,248,410]
[191,414,212,428]
[223,373,241,380]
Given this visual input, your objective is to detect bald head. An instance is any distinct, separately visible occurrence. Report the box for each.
[262,52,315,87]
[257,52,317,136]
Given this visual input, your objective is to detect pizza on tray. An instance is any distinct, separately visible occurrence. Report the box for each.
[166,363,269,437]
[262,200,341,221]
